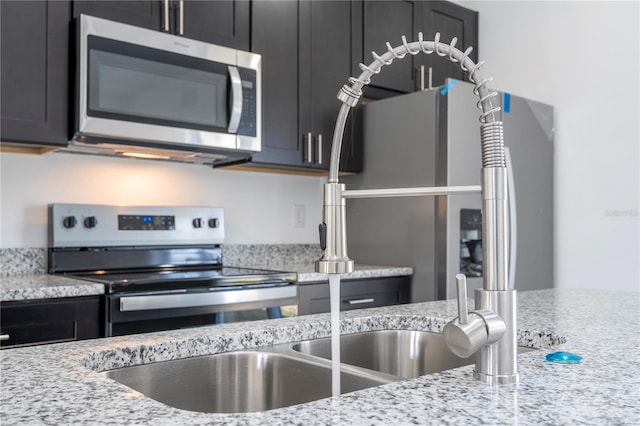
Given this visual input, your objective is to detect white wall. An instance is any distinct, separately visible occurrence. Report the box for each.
[456,0,640,292]
[0,152,323,247]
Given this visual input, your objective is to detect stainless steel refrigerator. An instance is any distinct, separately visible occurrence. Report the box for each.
[343,80,554,302]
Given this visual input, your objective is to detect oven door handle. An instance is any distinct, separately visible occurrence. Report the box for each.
[227,66,243,134]
[120,286,296,312]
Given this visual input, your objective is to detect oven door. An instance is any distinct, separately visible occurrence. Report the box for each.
[75,14,260,152]
[106,284,297,337]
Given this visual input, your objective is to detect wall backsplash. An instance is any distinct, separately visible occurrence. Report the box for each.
[0,248,47,277]
[0,152,324,249]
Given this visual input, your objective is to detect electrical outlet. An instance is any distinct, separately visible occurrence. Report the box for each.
[293,204,305,228]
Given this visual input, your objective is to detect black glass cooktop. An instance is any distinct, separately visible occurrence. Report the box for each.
[65,267,297,294]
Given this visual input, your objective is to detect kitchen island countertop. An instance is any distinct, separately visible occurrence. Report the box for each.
[1,288,639,425]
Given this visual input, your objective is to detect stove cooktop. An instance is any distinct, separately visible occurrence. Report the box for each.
[65,266,298,294]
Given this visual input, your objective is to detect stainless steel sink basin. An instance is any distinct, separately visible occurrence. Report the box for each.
[103,329,534,414]
[293,330,472,379]
[103,351,390,413]
[293,330,533,379]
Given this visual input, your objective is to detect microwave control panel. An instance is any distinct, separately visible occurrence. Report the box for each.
[238,67,257,137]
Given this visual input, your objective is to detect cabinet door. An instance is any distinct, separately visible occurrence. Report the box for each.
[250,1,361,172]
[249,0,303,167]
[297,276,411,315]
[358,0,423,96]
[0,1,70,147]
[303,0,354,170]
[0,297,102,348]
[180,0,249,50]
[423,1,478,88]
[72,0,161,31]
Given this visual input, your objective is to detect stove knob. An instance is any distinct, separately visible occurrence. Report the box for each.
[192,218,203,228]
[84,216,98,229]
[62,216,77,229]
[208,218,220,228]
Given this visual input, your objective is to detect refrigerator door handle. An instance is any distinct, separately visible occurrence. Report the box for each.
[505,147,517,290]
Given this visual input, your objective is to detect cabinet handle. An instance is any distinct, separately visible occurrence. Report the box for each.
[346,298,374,305]
[428,66,433,90]
[163,0,170,32]
[178,0,184,35]
[306,132,313,164]
[0,334,9,341]
[420,65,425,91]
[317,134,323,165]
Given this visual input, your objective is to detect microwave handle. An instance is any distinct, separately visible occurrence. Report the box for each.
[228,66,243,134]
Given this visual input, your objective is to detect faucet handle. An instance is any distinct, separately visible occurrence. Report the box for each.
[444,273,507,358]
[455,273,468,325]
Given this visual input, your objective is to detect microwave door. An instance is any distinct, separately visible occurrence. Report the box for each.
[227,66,242,134]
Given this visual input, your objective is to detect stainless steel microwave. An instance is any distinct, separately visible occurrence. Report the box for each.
[68,14,261,166]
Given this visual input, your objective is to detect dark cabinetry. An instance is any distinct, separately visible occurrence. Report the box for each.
[179,0,249,50]
[422,1,479,88]
[72,0,249,49]
[250,1,361,173]
[0,1,70,148]
[0,296,102,349]
[354,0,478,98]
[250,0,475,172]
[297,276,411,315]
[72,1,160,31]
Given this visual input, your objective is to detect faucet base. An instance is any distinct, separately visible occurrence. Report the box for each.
[474,288,519,385]
[473,370,519,385]
[316,259,354,274]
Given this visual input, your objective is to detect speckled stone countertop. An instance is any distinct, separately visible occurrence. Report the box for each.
[2,288,638,425]
[0,274,104,302]
[0,245,411,301]
[0,266,411,301]
[261,262,413,283]
[222,244,413,283]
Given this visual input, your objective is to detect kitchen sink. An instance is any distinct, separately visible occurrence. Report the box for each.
[293,330,533,379]
[103,350,391,413]
[103,330,534,413]
[293,330,473,379]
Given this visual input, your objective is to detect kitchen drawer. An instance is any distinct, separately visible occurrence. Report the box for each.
[0,296,103,349]
[297,276,411,315]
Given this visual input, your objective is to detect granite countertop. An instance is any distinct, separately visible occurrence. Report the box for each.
[264,262,413,283]
[1,288,638,424]
[0,264,412,302]
[0,274,104,302]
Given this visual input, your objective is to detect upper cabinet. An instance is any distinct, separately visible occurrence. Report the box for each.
[0,1,70,148]
[250,0,475,172]
[422,1,479,89]
[1,0,473,167]
[357,0,423,95]
[179,0,250,50]
[72,0,250,50]
[250,1,361,173]
[353,0,478,98]
[71,1,161,31]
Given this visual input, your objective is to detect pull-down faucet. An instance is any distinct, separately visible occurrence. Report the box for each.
[316,33,518,384]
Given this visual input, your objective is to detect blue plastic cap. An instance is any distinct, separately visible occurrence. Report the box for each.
[545,351,584,364]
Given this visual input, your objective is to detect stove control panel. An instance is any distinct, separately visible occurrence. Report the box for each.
[49,204,225,247]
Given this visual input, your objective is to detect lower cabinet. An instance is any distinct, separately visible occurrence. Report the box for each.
[297,276,411,315]
[0,296,103,349]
